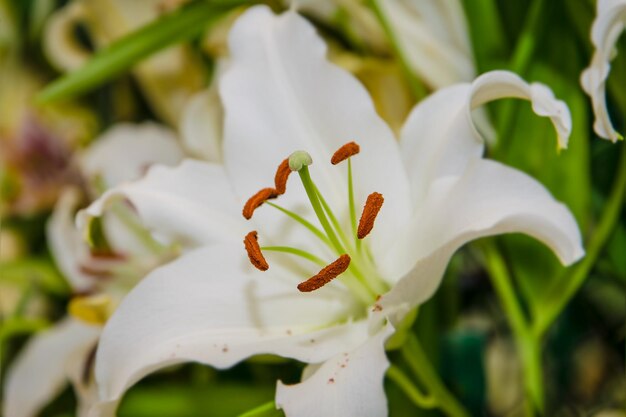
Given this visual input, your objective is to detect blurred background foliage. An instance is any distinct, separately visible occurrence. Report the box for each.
[0,0,624,416]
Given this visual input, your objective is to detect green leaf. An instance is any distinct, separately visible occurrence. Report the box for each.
[36,0,248,104]
[118,384,278,417]
[0,258,69,295]
[0,317,50,343]
[461,0,507,72]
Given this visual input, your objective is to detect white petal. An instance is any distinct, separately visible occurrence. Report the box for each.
[400,70,571,205]
[470,71,571,148]
[377,0,475,88]
[275,324,393,417]
[78,160,246,247]
[180,87,223,163]
[220,6,411,251]
[3,318,100,417]
[47,188,94,291]
[94,244,368,408]
[79,122,185,190]
[581,0,626,142]
[381,158,584,312]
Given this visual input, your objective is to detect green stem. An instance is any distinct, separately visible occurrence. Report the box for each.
[387,364,437,409]
[367,0,426,100]
[298,167,345,254]
[402,334,470,417]
[480,241,542,414]
[261,246,327,267]
[348,158,357,239]
[313,183,353,252]
[534,142,626,338]
[266,202,331,247]
[237,401,279,417]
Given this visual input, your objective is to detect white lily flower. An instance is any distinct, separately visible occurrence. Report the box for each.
[2,124,185,417]
[82,7,583,416]
[581,0,626,142]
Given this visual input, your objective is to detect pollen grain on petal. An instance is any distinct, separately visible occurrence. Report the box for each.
[274,158,292,195]
[243,231,269,271]
[331,141,360,165]
[242,187,278,219]
[297,254,351,292]
[357,192,384,239]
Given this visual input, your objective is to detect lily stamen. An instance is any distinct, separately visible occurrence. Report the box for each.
[274,158,292,195]
[243,231,269,271]
[331,141,360,165]
[358,192,384,239]
[242,188,278,220]
[297,254,351,292]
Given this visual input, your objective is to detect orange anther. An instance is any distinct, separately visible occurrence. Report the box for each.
[274,158,292,195]
[243,231,269,271]
[297,254,351,292]
[331,142,360,165]
[242,188,278,219]
[357,192,384,239]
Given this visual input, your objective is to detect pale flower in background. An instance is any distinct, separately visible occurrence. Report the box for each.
[581,0,626,142]
[82,7,583,417]
[2,124,185,417]
[290,0,475,88]
[43,0,204,125]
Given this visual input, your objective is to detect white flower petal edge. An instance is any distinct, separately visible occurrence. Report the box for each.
[581,0,626,142]
[470,71,572,149]
[276,324,393,417]
[79,122,185,189]
[78,160,246,247]
[380,158,585,315]
[48,188,95,292]
[3,318,100,417]
[93,244,370,413]
[180,85,223,163]
[398,71,571,206]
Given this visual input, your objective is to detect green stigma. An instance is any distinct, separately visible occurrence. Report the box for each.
[288,150,313,171]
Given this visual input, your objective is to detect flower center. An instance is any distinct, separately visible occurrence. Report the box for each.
[241,142,388,305]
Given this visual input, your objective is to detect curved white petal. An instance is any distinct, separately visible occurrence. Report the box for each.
[581,0,626,142]
[47,188,94,291]
[79,122,185,190]
[220,6,411,252]
[3,318,100,417]
[400,70,572,205]
[94,244,368,409]
[78,160,246,247]
[470,71,571,149]
[377,0,475,88]
[180,87,223,163]
[276,324,393,417]
[381,158,584,312]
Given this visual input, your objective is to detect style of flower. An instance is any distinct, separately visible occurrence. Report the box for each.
[83,6,583,417]
[2,123,185,417]
[581,0,626,142]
